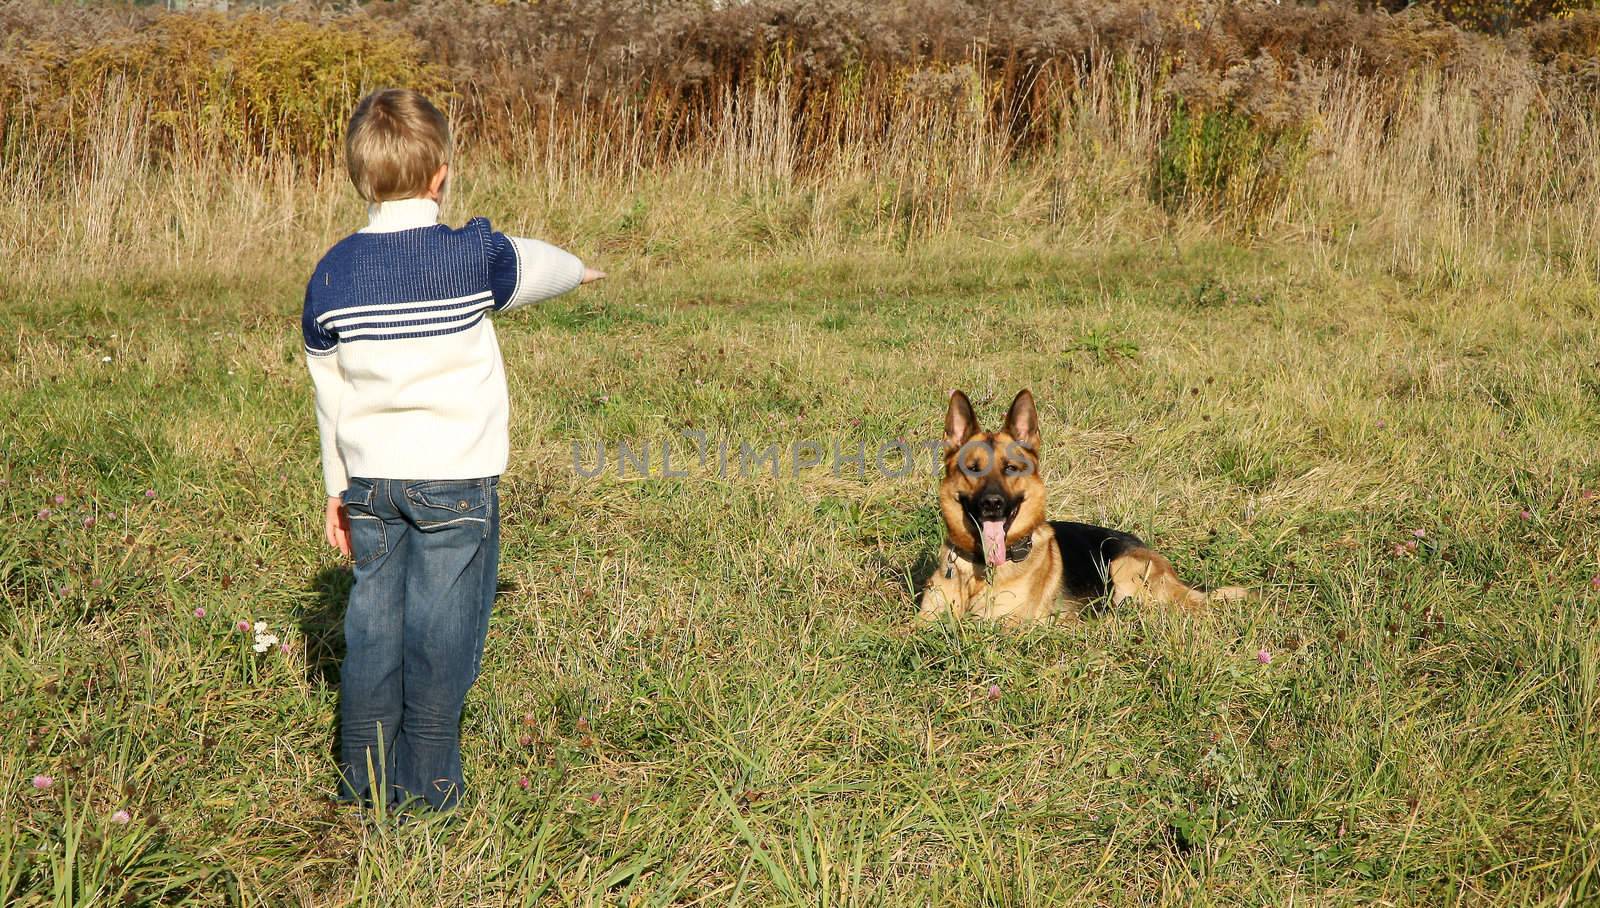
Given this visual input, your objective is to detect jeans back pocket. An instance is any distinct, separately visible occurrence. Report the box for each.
[404,479,490,533]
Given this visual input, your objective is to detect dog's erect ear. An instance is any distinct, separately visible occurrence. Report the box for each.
[1002,389,1039,451]
[945,389,978,451]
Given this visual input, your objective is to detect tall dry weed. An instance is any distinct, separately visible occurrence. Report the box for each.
[1,0,1596,287]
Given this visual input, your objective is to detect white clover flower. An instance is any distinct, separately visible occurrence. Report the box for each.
[254,621,268,634]
[252,641,269,653]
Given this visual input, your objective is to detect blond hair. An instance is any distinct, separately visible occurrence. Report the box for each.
[345,89,451,203]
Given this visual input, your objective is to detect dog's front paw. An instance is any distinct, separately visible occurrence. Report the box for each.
[914,593,961,627]
[889,622,919,639]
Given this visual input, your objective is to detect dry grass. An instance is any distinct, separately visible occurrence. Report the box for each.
[3,2,1600,905]
[5,232,1599,904]
[3,1,1599,292]
[5,40,1599,296]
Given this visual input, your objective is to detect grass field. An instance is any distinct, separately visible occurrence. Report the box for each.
[5,151,1600,902]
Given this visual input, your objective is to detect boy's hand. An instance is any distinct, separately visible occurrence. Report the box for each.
[325,496,351,560]
[580,267,606,284]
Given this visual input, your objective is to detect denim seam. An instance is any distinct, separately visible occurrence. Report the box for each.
[482,477,490,539]
[414,517,487,529]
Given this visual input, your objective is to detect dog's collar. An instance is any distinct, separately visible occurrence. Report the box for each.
[946,535,1034,571]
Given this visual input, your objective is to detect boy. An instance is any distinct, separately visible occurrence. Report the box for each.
[303,88,602,811]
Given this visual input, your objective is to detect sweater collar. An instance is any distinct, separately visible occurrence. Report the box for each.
[360,197,440,233]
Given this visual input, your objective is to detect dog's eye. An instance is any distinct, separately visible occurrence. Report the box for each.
[1002,462,1025,476]
[965,460,982,474]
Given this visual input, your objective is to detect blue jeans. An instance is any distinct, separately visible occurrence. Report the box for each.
[337,476,499,811]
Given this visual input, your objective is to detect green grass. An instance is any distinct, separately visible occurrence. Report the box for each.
[3,229,1600,905]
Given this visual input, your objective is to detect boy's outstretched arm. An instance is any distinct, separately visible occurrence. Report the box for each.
[486,225,601,312]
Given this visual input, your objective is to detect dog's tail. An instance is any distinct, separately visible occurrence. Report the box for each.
[1198,585,1249,605]
[1174,582,1248,609]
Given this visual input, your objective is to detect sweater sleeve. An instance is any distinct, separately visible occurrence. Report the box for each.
[485,226,585,312]
[302,286,349,497]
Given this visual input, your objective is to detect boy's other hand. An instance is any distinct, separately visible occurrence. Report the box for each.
[580,267,606,284]
[325,496,351,560]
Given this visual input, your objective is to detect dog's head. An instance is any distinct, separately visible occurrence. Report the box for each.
[938,389,1046,567]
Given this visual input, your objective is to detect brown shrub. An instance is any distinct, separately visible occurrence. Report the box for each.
[5,0,1579,169]
[1512,10,1600,91]
[1,0,1595,232]
[1,7,445,162]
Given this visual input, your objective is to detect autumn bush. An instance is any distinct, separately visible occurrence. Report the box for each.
[1,0,1597,278]
[6,1,1597,164]
[0,7,442,164]
[1422,0,1597,31]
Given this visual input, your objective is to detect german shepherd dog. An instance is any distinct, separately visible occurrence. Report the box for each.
[918,389,1245,625]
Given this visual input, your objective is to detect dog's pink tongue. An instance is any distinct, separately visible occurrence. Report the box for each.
[981,520,1008,567]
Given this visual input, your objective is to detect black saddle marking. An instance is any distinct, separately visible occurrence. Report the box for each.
[1050,521,1144,600]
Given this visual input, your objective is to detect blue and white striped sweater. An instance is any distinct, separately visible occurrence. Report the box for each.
[309,288,494,344]
[303,198,584,496]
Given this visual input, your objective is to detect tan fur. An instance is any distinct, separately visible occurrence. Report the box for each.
[917,389,1246,625]
[918,523,1067,626]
